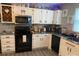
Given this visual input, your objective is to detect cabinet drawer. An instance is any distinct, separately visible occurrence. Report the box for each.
[2,42,15,47]
[2,44,15,48]
[1,35,14,37]
[1,40,15,44]
[2,48,15,54]
[1,36,15,39]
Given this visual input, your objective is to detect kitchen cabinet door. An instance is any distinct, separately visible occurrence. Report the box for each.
[41,9,47,24]
[67,42,79,56]
[32,34,51,49]
[1,5,15,23]
[46,10,54,24]
[26,8,34,24]
[32,37,40,49]
[72,46,79,56]
[12,6,21,23]
[38,34,47,47]
[0,4,1,22]
[41,9,54,24]
[20,7,27,15]
[42,34,49,47]
[32,34,41,49]
[47,34,52,49]
[13,6,21,16]
[1,35,15,54]
[26,8,34,16]
[53,10,62,25]
[33,9,42,24]
[59,37,79,56]
[59,37,68,56]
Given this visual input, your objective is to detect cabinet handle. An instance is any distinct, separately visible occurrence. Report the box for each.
[40,20,42,23]
[45,21,47,23]
[46,11,48,13]
[32,10,34,11]
[41,38,43,40]
[6,41,10,43]
[40,38,41,40]
[67,47,69,51]
[40,38,43,41]
[6,49,11,51]
[6,46,11,48]
[41,38,42,40]
[70,48,71,53]
[6,37,9,38]
[67,47,70,55]
[36,35,38,37]
[21,10,25,13]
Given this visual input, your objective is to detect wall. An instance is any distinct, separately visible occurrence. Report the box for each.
[61,3,79,34]
[0,23,14,33]
[13,3,63,10]
[29,3,63,10]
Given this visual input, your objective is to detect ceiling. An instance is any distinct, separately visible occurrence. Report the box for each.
[29,3,63,10]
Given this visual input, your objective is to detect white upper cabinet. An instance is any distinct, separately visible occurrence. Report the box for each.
[26,8,34,16]
[33,8,41,24]
[42,9,54,24]
[53,10,62,25]
[13,5,21,16]
[46,10,54,24]
[26,8,34,23]
[20,7,27,15]
[33,9,54,24]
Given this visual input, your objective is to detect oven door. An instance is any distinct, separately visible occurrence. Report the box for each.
[15,26,32,52]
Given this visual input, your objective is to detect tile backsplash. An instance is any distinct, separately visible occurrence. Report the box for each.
[0,23,15,33]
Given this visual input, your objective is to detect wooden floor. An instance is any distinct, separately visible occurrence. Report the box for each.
[0,48,58,56]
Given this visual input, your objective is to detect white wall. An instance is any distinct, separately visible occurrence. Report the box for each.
[0,23,14,33]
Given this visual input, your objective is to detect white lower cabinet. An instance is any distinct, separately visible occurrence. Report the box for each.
[1,35,15,54]
[32,34,52,49]
[59,37,79,56]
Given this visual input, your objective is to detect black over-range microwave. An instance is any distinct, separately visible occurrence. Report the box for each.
[15,16,32,24]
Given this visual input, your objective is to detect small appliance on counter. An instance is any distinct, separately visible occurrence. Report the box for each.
[15,16,32,52]
[52,25,62,34]
[44,24,61,33]
[32,25,47,33]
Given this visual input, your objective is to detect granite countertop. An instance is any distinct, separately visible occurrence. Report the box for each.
[32,32,53,34]
[52,32,79,45]
[0,32,14,35]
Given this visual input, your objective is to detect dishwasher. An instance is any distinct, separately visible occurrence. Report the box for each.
[51,34,60,54]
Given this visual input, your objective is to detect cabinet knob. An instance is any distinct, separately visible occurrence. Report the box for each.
[40,38,43,40]
[67,47,69,51]
[6,37,9,38]
[45,20,47,23]
[70,48,71,53]
[6,41,10,43]
[46,11,48,13]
